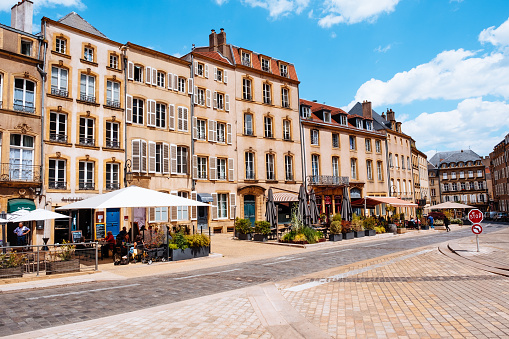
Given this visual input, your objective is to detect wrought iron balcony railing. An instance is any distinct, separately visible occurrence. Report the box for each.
[106,99,121,108]
[307,175,349,186]
[49,133,68,143]
[106,139,120,148]
[51,87,69,98]
[80,93,96,103]
[79,182,95,190]
[48,181,66,189]
[79,137,95,146]
[13,104,35,113]
[0,163,41,182]
[106,182,120,190]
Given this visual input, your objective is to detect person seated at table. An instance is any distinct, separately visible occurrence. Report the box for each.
[101,231,115,258]
[117,227,128,241]
[76,236,87,249]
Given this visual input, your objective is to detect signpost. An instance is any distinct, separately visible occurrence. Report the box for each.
[468,209,483,252]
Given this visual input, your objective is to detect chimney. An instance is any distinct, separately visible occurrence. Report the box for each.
[386,108,395,122]
[209,29,218,52]
[11,0,33,34]
[217,28,228,55]
[381,112,386,120]
[361,100,372,119]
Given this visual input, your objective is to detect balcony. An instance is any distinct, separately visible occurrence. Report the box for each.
[106,139,120,149]
[307,175,349,187]
[79,137,95,147]
[80,93,96,103]
[0,163,41,183]
[13,103,35,114]
[48,181,66,189]
[51,87,69,98]
[49,133,68,143]
[106,99,121,108]
[106,182,120,190]
[79,182,95,190]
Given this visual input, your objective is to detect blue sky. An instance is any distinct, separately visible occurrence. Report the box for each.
[2,0,509,158]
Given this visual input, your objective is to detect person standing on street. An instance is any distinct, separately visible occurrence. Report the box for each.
[444,216,451,232]
[14,222,30,246]
[428,214,434,229]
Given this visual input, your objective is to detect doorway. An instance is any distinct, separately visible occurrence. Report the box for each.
[197,206,208,232]
[106,208,120,236]
[244,195,256,227]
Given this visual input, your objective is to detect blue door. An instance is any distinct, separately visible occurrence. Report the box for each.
[106,208,120,236]
[244,195,256,227]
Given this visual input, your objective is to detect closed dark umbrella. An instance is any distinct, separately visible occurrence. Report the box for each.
[265,188,278,230]
[309,188,320,225]
[341,186,353,222]
[298,185,310,226]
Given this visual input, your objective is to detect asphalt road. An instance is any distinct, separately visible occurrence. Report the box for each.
[1,223,506,336]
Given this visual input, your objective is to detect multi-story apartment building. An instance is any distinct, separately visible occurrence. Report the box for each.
[0,0,44,247]
[428,162,440,206]
[429,150,489,211]
[300,100,387,217]
[411,140,429,206]
[481,156,494,211]
[489,134,509,212]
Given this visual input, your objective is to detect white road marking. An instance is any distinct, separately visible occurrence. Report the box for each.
[321,249,352,255]
[26,283,141,300]
[362,244,380,248]
[262,257,305,266]
[172,268,241,280]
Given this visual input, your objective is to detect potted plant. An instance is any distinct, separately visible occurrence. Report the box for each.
[169,232,210,261]
[235,218,253,240]
[47,241,80,275]
[253,221,271,242]
[351,214,365,238]
[341,220,354,240]
[0,252,24,279]
[329,214,342,242]
[363,217,377,236]
[396,221,406,234]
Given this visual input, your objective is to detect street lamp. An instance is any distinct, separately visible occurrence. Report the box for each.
[124,159,133,187]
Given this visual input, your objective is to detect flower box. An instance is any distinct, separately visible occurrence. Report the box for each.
[342,232,355,240]
[396,228,407,234]
[365,229,376,236]
[354,231,365,238]
[170,246,210,261]
[329,234,342,242]
[46,259,80,275]
[0,266,23,279]
[318,238,326,242]
[238,233,252,241]
[253,234,268,242]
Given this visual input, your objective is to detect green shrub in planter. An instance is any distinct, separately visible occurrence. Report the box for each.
[362,217,376,230]
[330,220,342,235]
[450,218,463,225]
[186,233,211,248]
[374,226,386,234]
[235,218,253,235]
[254,221,272,235]
[435,219,444,226]
[332,213,342,222]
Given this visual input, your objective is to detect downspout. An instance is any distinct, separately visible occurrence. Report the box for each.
[37,20,47,204]
[437,167,442,204]
[190,48,195,191]
[298,94,307,191]
[385,135,391,196]
[121,45,128,183]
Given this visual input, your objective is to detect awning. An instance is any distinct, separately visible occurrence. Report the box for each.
[197,193,214,203]
[273,192,298,202]
[7,199,36,213]
[351,196,417,207]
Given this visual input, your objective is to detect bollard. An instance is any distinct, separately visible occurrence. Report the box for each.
[36,245,40,277]
[95,242,98,271]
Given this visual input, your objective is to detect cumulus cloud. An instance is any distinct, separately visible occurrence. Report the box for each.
[479,17,509,47]
[0,0,85,12]
[318,0,401,27]
[403,98,509,155]
[242,0,309,17]
[214,0,229,4]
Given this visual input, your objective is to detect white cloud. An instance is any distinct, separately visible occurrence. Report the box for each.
[479,17,509,47]
[330,31,337,39]
[403,98,509,155]
[214,0,229,5]
[374,44,392,53]
[318,0,401,28]
[0,0,85,12]
[242,0,309,17]
[173,52,183,58]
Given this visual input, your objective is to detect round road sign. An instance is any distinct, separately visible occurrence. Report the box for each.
[471,224,483,235]
[468,209,483,224]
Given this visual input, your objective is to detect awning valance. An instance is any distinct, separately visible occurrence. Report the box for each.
[273,192,298,202]
[7,199,36,213]
[197,193,214,203]
[351,196,417,207]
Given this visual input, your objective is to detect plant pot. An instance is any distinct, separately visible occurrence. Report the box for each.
[0,266,23,279]
[46,259,80,275]
[342,232,354,240]
[329,234,342,242]
[238,233,252,241]
[354,231,365,238]
[396,228,407,234]
[318,238,326,242]
[253,234,268,242]
[421,225,429,230]
[170,246,210,261]
[365,229,376,236]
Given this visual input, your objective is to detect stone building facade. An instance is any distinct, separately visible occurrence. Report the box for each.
[489,134,509,212]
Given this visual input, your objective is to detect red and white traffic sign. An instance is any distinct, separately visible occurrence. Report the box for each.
[471,224,483,235]
[468,209,483,224]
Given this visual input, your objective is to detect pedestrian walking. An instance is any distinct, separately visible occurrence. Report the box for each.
[444,216,450,232]
[427,215,434,229]
[14,222,30,246]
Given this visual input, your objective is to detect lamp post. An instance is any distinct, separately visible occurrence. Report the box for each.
[124,159,133,187]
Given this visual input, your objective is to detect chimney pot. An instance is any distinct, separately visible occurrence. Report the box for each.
[11,0,33,34]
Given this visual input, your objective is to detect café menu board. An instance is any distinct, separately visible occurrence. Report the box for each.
[96,223,105,240]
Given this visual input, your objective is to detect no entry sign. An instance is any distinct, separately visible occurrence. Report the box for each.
[468,209,483,224]
[471,224,483,235]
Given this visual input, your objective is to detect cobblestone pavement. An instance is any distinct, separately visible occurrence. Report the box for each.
[2,223,508,338]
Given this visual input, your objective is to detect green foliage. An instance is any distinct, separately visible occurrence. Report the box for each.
[351,214,364,232]
[393,213,400,220]
[59,240,75,261]
[386,205,396,215]
[169,232,211,250]
[362,217,376,230]
[235,218,253,235]
[374,226,386,234]
[0,252,24,268]
[186,233,211,248]
[168,243,178,250]
[294,233,307,242]
[290,204,304,231]
[282,231,296,242]
[330,220,342,235]
[341,220,353,233]
[450,218,463,225]
[173,232,188,250]
[332,213,342,222]
[254,221,272,235]
[443,210,453,219]
[435,219,444,226]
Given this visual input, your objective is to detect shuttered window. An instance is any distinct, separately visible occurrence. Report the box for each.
[178,106,189,132]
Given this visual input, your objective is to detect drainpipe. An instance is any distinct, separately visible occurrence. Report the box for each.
[298,90,307,192]
[190,47,195,191]
[385,136,391,196]
[37,20,47,203]
[121,45,128,177]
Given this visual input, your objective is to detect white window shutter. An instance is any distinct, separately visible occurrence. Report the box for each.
[213,91,217,109]
[213,120,217,142]
[168,104,175,130]
[128,61,134,80]
[146,66,151,84]
[206,89,212,108]
[224,70,228,84]
[228,158,234,182]
[194,86,198,104]
[146,99,154,127]
[194,61,198,75]
[132,139,140,172]
[191,191,197,221]
[182,107,189,132]
[168,73,173,90]
[229,193,236,219]
[211,193,217,220]
[170,144,177,174]
[192,155,198,180]
[188,79,193,94]
[192,116,198,140]
[163,143,169,174]
[204,64,209,78]
[148,141,156,173]
[225,94,230,112]
[173,74,178,92]
[210,157,217,180]
[208,120,215,142]
[152,68,157,86]
[141,140,148,173]
[178,106,183,131]
[170,191,178,221]
[214,67,217,81]
[227,123,232,145]
[126,94,133,123]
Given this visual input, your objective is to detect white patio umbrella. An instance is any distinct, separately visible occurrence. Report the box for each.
[425,202,475,210]
[11,209,70,222]
[56,186,209,210]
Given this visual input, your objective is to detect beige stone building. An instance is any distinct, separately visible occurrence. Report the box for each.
[411,140,429,207]
[0,0,44,246]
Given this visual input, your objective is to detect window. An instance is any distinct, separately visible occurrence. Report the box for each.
[80,74,96,102]
[365,121,373,131]
[389,153,393,168]
[106,80,120,107]
[55,38,66,54]
[311,129,319,145]
[264,117,273,138]
[394,155,399,169]
[216,68,223,82]
[197,119,207,140]
[51,66,68,97]
[285,155,293,181]
[133,98,144,124]
[245,152,255,179]
[461,182,466,190]
[311,154,319,177]
[217,193,228,219]
[332,157,339,177]
[177,107,189,132]
[280,64,288,77]
[14,78,35,113]
[155,103,166,128]
[349,136,356,150]
[241,52,251,66]
[261,58,270,72]
[340,115,347,125]
[351,158,357,179]
[197,157,207,179]
[0,73,2,106]
[266,153,275,180]
[177,192,189,220]
[459,171,464,179]
[49,112,67,143]
[332,134,339,148]
[79,117,95,146]
[301,106,311,118]
[365,139,371,152]
[196,88,205,106]
[469,182,475,190]
[443,172,447,179]
[431,188,436,197]
[157,71,165,87]
[109,54,118,69]
[402,180,406,194]
[263,83,271,104]
[106,121,120,148]
[281,88,289,108]
[468,170,473,178]
[217,122,226,143]
[244,114,253,136]
[79,161,94,190]
[377,161,383,181]
[367,160,373,180]
[216,92,224,110]
[401,155,405,169]
[477,170,483,177]
[196,63,204,76]
[21,40,32,56]
[83,46,94,62]
[243,78,252,100]
[178,77,186,92]
[217,158,227,180]
[152,207,168,222]
[106,163,119,190]
[9,134,34,180]
[283,120,291,140]
[452,183,457,191]
[451,172,456,179]
[176,146,188,174]
[356,120,363,129]
[134,65,143,82]
[407,157,410,170]
[49,159,66,189]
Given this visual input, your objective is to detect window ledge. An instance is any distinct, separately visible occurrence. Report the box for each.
[285,180,296,184]
[77,189,99,193]
[102,147,124,152]
[51,50,71,59]
[103,104,124,111]
[243,133,256,137]
[283,139,293,142]
[75,144,100,150]
[106,66,122,73]
[47,93,73,101]
[80,58,98,67]
[76,99,100,107]
[265,180,278,184]
[244,179,258,183]
[44,140,72,147]
[47,189,71,193]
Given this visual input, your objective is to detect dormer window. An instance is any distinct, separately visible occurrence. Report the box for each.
[339,115,347,125]
[365,121,373,130]
[261,58,270,72]
[21,40,32,56]
[280,64,288,77]
[301,106,311,118]
[241,52,251,67]
[356,119,363,129]
[323,111,331,123]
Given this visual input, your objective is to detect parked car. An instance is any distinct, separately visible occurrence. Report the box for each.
[494,212,508,222]
[484,211,497,220]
